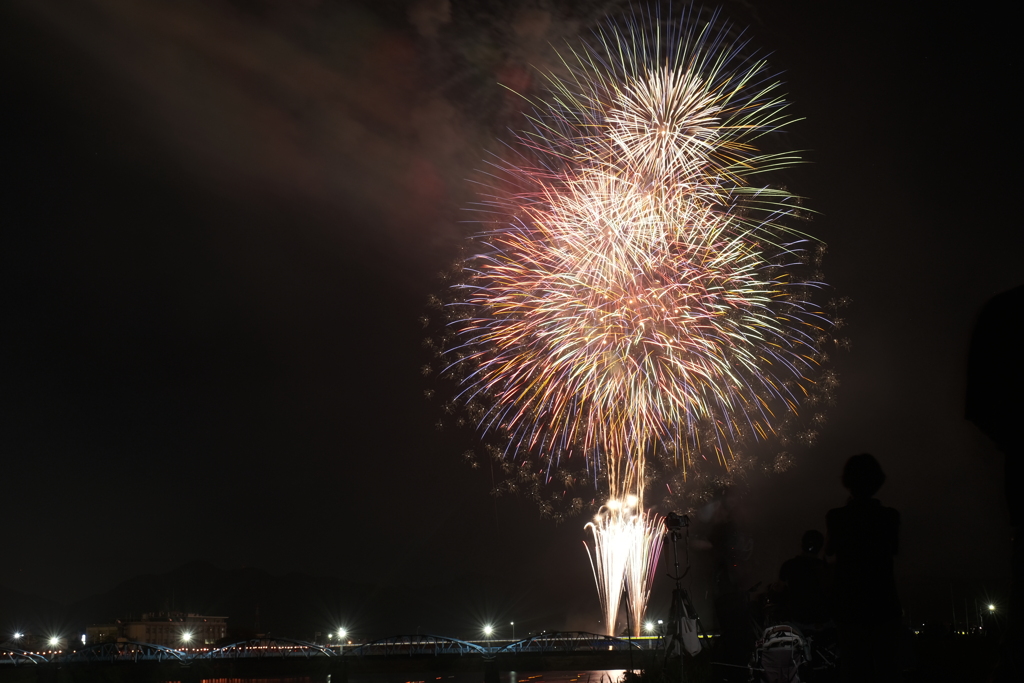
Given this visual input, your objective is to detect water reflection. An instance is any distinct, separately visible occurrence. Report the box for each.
[349,671,626,683]
[193,671,627,683]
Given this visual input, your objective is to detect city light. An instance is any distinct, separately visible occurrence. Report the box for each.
[644,621,655,633]
[13,632,22,640]
[989,604,996,612]
[181,631,193,643]
[48,636,59,646]
[483,624,493,637]
[338,628,347,640]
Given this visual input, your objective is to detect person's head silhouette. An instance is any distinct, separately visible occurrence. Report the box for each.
[841,453,886,498]
[801,529,824,555]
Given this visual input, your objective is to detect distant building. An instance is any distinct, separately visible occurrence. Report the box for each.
[84,624,118,644]
[87,613,227,648]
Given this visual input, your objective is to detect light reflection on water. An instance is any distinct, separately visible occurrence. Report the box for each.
[195,671,627,683]
[349,671,626,683]
[511,671,626,683]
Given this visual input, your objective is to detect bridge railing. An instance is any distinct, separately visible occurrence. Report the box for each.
[0,648,49,666]
[55,641,189,663]
[346,635,486,657]
[196,637,334,659]
[1,632,660,664]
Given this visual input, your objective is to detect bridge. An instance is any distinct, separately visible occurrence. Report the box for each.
[0,633,682,683]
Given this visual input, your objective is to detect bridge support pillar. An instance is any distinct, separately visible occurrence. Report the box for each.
[484,658,500,683]
[328,656,348,683]
[37,663,57,683]
[179,665,202,683]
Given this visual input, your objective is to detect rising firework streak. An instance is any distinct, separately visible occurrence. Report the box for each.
[585,496,663,636]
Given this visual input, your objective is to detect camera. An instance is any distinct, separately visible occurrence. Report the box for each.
[665,512,689,530]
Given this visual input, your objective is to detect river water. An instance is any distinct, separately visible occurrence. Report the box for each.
[199,671,626,683]
[350,671,626,683]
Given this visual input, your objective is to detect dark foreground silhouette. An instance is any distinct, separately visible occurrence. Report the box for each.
[967,284,1024,681]
[826,453,902,683]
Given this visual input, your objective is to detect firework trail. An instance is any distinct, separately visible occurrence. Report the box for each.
[585,500,634,636]
[623,507,665,636]
[585,496,665,636]
[445,4,830,634]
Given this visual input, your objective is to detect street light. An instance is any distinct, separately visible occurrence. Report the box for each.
[483,624,493,639]
[644,621,655,633]
[338,628,347,640]
[510,622,515,640]
[989,604,996,612]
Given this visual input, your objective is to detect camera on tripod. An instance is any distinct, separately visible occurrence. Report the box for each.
[665,512,689,531]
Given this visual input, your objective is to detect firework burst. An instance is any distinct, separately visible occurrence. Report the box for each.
[438,4,834,635]
[451,8,828,486]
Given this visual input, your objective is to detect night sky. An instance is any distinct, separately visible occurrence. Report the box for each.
[2,0,1019,635]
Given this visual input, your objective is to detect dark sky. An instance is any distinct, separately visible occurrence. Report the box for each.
[1,0,1019,634]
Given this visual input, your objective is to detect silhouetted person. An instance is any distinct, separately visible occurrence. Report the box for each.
[777,529,829,629]
[966,284,1024,680]
[826,453,901,683]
